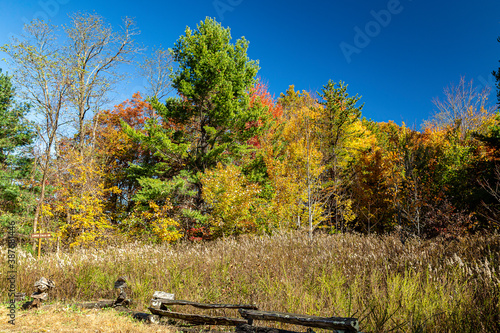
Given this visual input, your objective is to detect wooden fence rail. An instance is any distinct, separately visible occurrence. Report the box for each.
[239,308,359,333]
[149,308,248,326]
[20,278,361,332]
[149,293,360,333]
[151,299,258,310]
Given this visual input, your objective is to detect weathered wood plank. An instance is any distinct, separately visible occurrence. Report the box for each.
[77,299,131,309]
[148,307,248,326]
[236,323,316,333]
[114,306,160,324]
[150,291,175,309]
[77,300,115,309]
[153,291,175,299]
[151,299,258,310]
[238,309,359,332]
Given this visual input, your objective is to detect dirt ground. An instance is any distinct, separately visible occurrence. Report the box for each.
[0,303,175,333]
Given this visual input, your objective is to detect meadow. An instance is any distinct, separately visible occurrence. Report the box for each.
[1,231,499,333]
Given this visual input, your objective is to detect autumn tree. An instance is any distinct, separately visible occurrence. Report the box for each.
[65,12,138,148]
[2,21,73,239]
[242,81,283,185]
[382,124,430,236]
[2,13,139,245]
[139,47,174,100]
[94,93,156,221]
[201,162,262,237]
[428,77,495,141]
[351,147,393,234]
[258,87,325,235]
[48,138,115,248]
[316,80,365,232]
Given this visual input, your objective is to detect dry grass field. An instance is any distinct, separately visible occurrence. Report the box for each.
[1,231,499,332]
[0,303,172,332]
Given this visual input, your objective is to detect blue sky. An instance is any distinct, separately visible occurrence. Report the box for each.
[0,0,499,128]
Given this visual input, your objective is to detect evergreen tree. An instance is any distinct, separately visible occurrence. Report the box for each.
[316,80,364,231]
[0,69,36,230]
[124,18,264,231]
[493,36,500,107]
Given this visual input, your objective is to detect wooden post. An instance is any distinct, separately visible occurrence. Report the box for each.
[38,236,42,260]
[30,232,52,260]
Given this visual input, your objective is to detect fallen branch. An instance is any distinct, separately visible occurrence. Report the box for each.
[149,307,247,326]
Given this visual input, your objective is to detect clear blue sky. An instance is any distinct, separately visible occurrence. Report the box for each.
[1,0,499,128]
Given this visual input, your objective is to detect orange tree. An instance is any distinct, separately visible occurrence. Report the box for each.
[93,93,158,223]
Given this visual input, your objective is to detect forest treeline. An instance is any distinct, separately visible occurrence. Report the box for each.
[1,14,500,247]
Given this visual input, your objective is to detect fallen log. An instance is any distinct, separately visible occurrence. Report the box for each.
[151,299,258,310]
[77,298,132,309]
[238,309,359,332]
[149,307,247,326]
[77,300,115,309]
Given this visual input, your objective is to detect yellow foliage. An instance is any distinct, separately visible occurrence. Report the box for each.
[201,163,262,236]
[48,146,115,248]
[337,119,377,169]
[145,201,183,243]
[122,200,183,243]
[260,104,326,230]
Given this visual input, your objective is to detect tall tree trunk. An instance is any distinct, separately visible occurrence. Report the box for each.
[32,155,50,250]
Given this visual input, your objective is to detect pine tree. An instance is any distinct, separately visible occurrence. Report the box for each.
[0,69,36,229]
[123,18,264,232]
[494,36,500,107]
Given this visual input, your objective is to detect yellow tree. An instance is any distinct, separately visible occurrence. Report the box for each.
[201,162,262,237]
[48,139,115,248]
[260,87,326,235]
[352,146,394,234]
[316,80,365,232]
[2,13,138,247]
[121,200,182,243]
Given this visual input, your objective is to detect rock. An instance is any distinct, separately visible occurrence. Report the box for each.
[34,277,55,292]
[114,276,127,290]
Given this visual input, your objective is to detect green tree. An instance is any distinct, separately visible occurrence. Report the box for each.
[316,80,364,232]
[124,18,263,233]
[493,36,500,107]
[0,69,36,231]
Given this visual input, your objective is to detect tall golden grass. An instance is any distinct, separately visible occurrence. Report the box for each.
[2,231,499,332]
